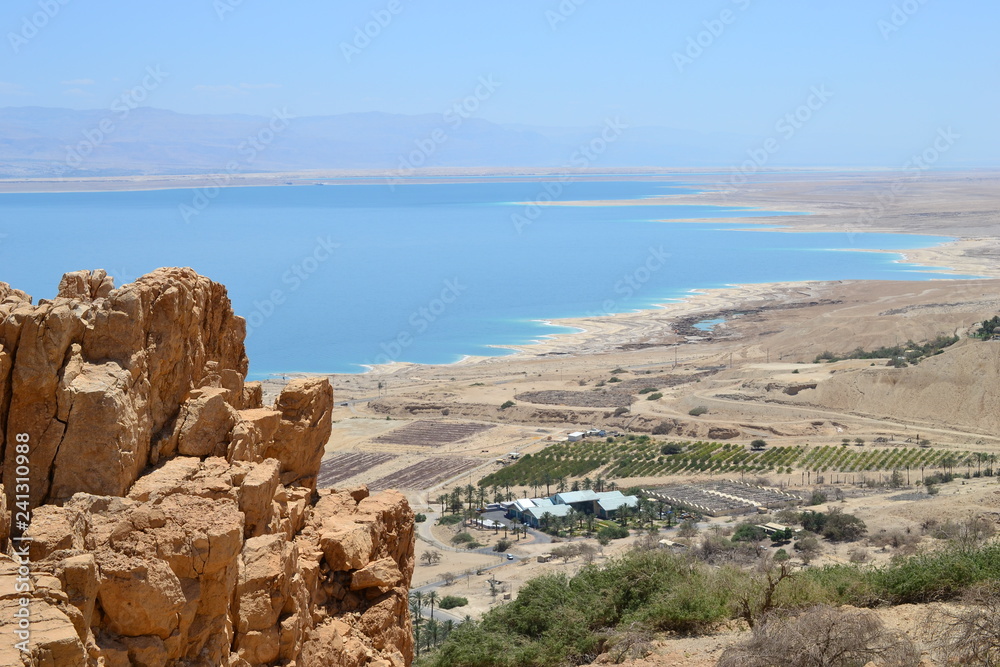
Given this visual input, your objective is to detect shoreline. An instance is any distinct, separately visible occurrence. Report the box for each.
[335,235,998,378]
[10,168,999,378]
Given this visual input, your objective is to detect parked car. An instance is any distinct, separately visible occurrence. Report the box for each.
[506,554,514,560]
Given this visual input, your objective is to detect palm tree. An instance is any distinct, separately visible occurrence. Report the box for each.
[583,477,593,490]
[556,476,567,494]
[607,481,618,492]
[595,476,605,493]
[477,485,487,510]
[426,618,439,649]
[410,599,422,655]
[409,592,425,656]
[427,590,438,620]
[542,472,554,496]
[464,484,476,511]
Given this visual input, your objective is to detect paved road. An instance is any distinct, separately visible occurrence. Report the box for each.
[411,510,547,624]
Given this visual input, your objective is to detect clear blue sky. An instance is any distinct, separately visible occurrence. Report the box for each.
[2,0,997,162]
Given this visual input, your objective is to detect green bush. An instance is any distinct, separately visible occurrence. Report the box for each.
[732,523,767,543]
[809,490,828,506]
[421,542,1000,667]
[597,524,630,541]
[438,514,463,526]
[646,392,663,401]
[638,387,658,394]
[688,406,708,416]
[415,513,427,523]
[438,595,469,610]
[499,400,515,410]
[451,532,474,545]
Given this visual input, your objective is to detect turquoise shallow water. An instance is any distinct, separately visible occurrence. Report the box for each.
[0,178,977,377]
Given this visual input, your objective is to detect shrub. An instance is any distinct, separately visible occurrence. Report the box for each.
[808,490,828,506]
[438,595,469,610]
[638,387,658,394]
[613,406,629,416]
[597,524,630,541]
[451,532,474,545]
[661,443,683,455]
[823,510,867,542]
[438,514,463,525]
[493,538,512,553]
[608,376,622,383]
[688,406,708,416]
[467,541,484,550]
[652,422,673,435]
[932,583,1000,665]
[717,605,920,667]
[732,523,768,543]
[414,513,427,523]
[499,400,515,410]
[646,392,663,401]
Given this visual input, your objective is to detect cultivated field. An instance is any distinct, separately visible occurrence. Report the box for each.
[317,452,398,488]
[368,456,483,492]
[373,420,495,447]
[481,437,976,488]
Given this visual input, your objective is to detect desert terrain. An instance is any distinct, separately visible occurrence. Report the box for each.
[292,170,1000,664]
[7,169,1000,664]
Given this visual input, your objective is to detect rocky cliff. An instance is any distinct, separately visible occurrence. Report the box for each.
[0,268,414,667]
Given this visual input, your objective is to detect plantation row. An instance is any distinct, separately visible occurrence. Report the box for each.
[480,437,977,488]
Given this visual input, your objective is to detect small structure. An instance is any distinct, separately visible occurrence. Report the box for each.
[567,432,584,442]
[523,503,571,528]
[596,492,639,520]
[762,522,794,536]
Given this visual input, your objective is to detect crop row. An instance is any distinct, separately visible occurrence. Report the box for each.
[479,438,978,487]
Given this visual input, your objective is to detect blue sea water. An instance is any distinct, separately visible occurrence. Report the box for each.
[0,178,977,377]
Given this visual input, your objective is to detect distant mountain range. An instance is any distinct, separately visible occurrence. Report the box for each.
[0,106,986,178]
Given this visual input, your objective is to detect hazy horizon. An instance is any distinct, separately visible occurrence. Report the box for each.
[2,1,998,171]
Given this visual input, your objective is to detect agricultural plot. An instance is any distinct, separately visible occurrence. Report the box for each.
[317,452,398,488]
[373,420,494,447]
[701,480,799,507]
[514,390,632,408]
[368,456,482,492]
[480,436,975,488]
[645,485,758,517]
